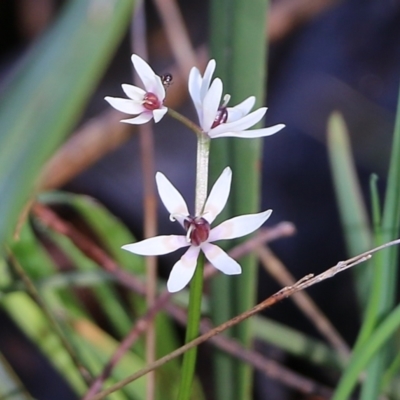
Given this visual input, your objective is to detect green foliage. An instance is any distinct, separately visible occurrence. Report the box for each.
[0,0,135,246]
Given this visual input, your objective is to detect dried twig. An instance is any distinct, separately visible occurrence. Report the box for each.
[88,239,393,400]
[257,245,350,358]
[82,224,295,398]
[131,5,158,400]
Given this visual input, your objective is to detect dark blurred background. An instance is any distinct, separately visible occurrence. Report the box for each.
[1,0,400,398]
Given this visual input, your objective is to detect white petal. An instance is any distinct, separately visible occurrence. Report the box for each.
[202,78,223,132]
[105,97,144,115]
[153,106,168,123]
[188,67,202,109]
[208,209,272,242]
[226,97,255,122]
[167,246,201,292]
[121,112,153,124]
[211,124,285,139]
[203,167,231,224]
[121,84,146,102]
[200,59,216,102]
[210,107,266,137]
[132,54,158,92]
[122,235,188,255]
[156,172,189,227]
[201,243,241,275]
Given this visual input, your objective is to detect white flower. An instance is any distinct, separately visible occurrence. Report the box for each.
[105,54,168,124]
[188,60,285,138]
[122,167,272,292]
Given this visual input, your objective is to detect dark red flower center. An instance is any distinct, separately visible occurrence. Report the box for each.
[211,106,228,129]
[143,92,161,110]
[184,216,210,246]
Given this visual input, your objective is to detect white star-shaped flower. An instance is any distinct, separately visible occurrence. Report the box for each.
[188,59,285,138]
[105,54,168,124]
[122,167,272,292]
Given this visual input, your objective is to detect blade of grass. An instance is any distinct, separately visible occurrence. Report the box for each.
[332,303,400,400]
[358,86,400,400]
[209,1,269,399]
[0,353,33,400]
[0,0,135,246]
[327,112,372,306]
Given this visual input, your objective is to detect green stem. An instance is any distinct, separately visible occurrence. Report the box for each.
[167,108,204,137]
[177,131,210,400]
[177,254,205,400]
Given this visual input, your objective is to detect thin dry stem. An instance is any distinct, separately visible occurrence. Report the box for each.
[131,4,157,399]
[88,239,400,400]
[257,245,350,358]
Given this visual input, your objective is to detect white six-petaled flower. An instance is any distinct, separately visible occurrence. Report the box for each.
[188,59,285,138]
[122,167,272,292]
[105,54,168,124]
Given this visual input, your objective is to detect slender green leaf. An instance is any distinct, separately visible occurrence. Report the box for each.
[0,0,135,245]
[333,303,400,400]
[358,86,400,400]
[0,353,33,400]
[327,113,373,307]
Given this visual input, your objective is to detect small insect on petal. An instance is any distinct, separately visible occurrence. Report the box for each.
[161,73,173,88]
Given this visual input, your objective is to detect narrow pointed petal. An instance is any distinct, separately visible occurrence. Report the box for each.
[153,107,168,123]
[203,167,232,224]
[211,124,285,139]
[156,172,189,225]
[226,96,255,122]
[201,243,242,275]
[200,59,216,101]
[105,97,144,115]
[122,235,188,255]
[132,54,159,92]
[209,209,273,242]
[210,107,267,137]
[167,246,201,292]
[121,84,146,102]
[202,78,223,132]
[121,113,153,125]
[188,67,202,108]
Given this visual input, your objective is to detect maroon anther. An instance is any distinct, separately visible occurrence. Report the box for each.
[143,92,161,110]
[211,107,228,129]
[184,216,210,246]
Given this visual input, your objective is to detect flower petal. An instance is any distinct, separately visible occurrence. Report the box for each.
[208,209,272,242]
[210,107,267,137]
[121,84,146,102]
[132,54,159,92]
[202,78,223,132]
[121,112,153,125]
[156,172,189,227]
[188,66,202,114]
[211,124,285,139]
[201,243,241,275]
[200,59,216,102]
[122,235,188,255]
[104,96,144,115]
[226,96,255,123]
[167,246,201,292]
[152,106,168,123]
[203,167,231,224]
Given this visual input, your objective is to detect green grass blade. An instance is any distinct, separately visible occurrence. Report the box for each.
[0,353,33,400]
[327,112,372,306]
[253,316,346,370]
[332,303,400,400]
[209,1,269,398]
[358,85,400,400]
[0,0,135,246]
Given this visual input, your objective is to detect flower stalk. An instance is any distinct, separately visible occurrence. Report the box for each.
[177,132,210,400]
